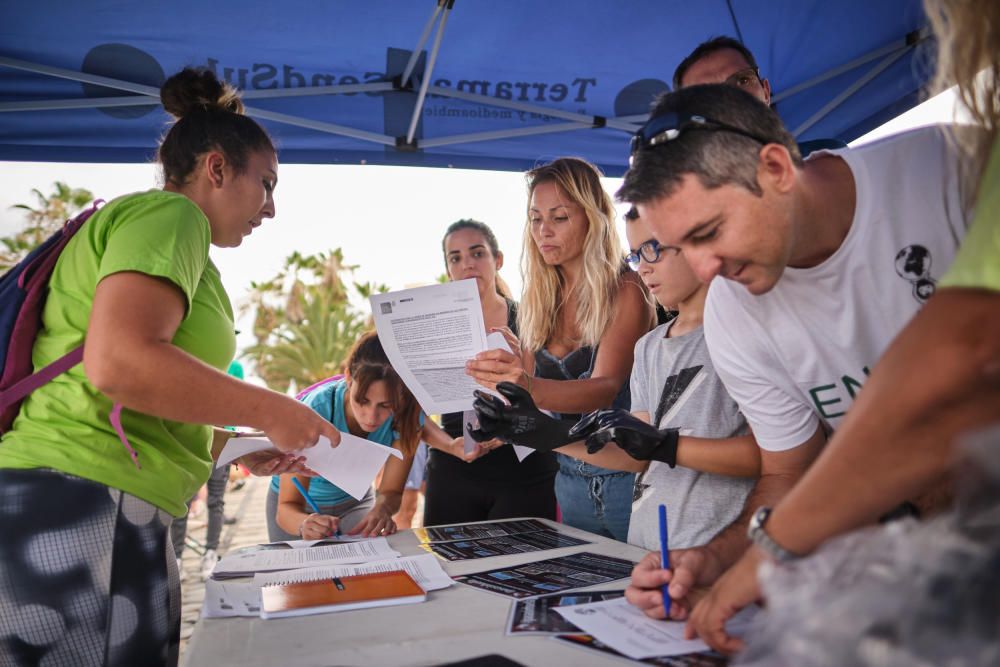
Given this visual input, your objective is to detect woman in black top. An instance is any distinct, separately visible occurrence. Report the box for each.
[422,220,557,525]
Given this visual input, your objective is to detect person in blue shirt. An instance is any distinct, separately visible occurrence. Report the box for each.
[266,331,464,539]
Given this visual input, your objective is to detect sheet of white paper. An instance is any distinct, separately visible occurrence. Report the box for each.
[370,279,487,415]
[253,553,453,592]
[216,433,402,500]
[212,537,400,577]
[215,436,272,467]
[477,331,534,462]
[554,597,756,659]
[201,580,261,618]
[259,535,369,548]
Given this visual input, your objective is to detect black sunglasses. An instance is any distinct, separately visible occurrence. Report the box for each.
[629,112,774,166]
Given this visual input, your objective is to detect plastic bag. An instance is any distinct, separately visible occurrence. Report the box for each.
[736,425,1000,667]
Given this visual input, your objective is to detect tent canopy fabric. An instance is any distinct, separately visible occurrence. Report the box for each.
[0,1,933,176]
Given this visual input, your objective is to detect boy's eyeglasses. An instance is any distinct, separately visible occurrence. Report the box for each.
[629,112,773,166]
[626,239,681,271]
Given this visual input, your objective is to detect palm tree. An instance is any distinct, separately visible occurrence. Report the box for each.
[2,182,94,269]
[241,249,387,393]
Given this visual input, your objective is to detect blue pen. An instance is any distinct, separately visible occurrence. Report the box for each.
[289,477,341,537]
[290,477,321,513]
[658,504,672,617]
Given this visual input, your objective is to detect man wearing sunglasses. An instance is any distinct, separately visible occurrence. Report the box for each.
[674,36,771,106]
[613,83,970,653]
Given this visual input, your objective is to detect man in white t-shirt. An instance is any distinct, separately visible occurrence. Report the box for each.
[614,83,969,650]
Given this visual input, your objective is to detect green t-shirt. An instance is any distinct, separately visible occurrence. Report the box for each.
[0,190,235,516]
[941,136,1000,291]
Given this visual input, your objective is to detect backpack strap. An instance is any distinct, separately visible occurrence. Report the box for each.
[109,402,140,469]
[0,344,141,469]
[0,344,84,410]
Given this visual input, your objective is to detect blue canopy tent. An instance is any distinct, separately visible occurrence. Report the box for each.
[0,0,933,176]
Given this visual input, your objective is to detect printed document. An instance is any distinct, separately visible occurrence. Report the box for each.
[254,553,453,592]
[554,596,756,659]
[202,580,261,618]
[370,279,487,415]
[216,432,402,500]
[211,537,400,578]
[469,331,533,461]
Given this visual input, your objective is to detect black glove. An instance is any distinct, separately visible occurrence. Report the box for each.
[468,381,578,451]
[570,408,679,467]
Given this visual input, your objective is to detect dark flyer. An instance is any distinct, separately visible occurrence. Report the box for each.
[454,552,636,599]
[505,589,625,635]
[427,530,589,561]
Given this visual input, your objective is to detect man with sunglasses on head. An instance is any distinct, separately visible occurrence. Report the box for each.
[611,83,970,653]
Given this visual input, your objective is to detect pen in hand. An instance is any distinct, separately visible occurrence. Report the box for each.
[291,477,338,537]
[658,504,672,618]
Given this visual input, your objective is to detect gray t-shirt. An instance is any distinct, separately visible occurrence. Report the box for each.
[627,321,755,550]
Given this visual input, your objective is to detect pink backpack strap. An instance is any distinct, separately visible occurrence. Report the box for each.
[0,344,141,469]
[109,402,140,469]
[0,345,84,410]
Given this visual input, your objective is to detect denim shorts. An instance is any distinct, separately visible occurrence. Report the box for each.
[555,453,635,541]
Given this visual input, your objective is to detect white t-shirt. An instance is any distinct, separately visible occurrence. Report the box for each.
[704,125,969,452]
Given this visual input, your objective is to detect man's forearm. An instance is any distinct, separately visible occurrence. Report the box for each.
[703,472,802,569]
[767,289,1000,555]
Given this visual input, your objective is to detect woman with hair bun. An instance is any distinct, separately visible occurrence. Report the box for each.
[0,67,338,666]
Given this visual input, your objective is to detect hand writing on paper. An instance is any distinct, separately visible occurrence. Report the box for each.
[299,513,340,540]
[686,546,765,654]
[349,505,398,538]
[625,547,724,621]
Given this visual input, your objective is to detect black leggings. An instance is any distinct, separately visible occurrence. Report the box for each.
[422,468,557,527]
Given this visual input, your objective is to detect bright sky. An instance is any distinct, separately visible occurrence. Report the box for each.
[0,89,961,361]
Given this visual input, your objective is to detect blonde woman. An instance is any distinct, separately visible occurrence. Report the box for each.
[467,157,654,540]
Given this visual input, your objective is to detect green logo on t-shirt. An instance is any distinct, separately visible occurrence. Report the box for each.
[808,366,871,420]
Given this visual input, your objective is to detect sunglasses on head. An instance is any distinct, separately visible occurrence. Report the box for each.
[629,112,774,166]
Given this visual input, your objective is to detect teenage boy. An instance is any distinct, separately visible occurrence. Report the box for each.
[613,83,969,649]
[470,208,759,551]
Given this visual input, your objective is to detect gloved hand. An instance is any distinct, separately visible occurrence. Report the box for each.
[468,381,579,451]
[569,409,679,467]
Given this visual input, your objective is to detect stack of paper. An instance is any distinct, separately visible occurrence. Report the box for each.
[202,552,453,619]
[211,538,401,578]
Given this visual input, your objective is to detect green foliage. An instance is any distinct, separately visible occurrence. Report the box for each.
[3,182,94,270]
[242,249,388,393]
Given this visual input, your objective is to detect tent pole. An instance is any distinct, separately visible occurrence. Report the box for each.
[405,1,452,145]
[773,28,928,104]
[427,85,631,132]
[0,56,159,95]
[0,82,396,113]
[420,122,593,148]
[792,46,912,137]
[400,0,445,88]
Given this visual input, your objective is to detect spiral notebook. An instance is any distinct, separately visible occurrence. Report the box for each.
[260,569,426,619]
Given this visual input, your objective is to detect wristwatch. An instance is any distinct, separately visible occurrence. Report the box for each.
[747,506,800,562]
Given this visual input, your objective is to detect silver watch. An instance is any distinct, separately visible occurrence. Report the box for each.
[747,506,800,562]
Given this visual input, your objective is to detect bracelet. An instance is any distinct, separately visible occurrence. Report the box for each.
[298,517,308,538]
[521,369,533,395]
